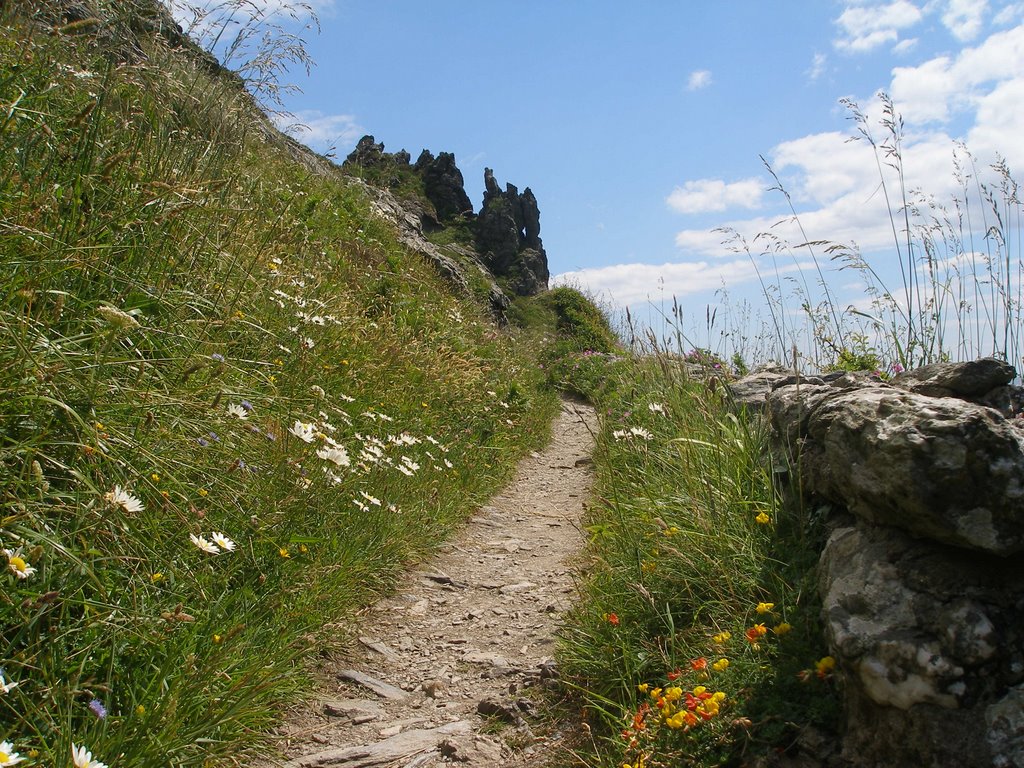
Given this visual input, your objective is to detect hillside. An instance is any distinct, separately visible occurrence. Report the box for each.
[0,4,603,765]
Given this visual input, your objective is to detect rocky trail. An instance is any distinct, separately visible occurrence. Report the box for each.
[265,400,598,768]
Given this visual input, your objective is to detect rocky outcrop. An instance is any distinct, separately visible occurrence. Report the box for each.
[344,138,472,224]
[735,359,1024,767]
[345,135,388,168]
[475,169,549,296]
[416,150,473,221]
[343,137,550,301]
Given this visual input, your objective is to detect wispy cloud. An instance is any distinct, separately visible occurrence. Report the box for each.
[807,52,828,81]
[891,37,919,53]
[942,0,989,40]
[994,2,1024,24]
[666,178,765,214]
[687,69,713,91]
[272,110,363,154]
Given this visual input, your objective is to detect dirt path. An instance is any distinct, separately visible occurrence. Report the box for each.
[265,399,597,768]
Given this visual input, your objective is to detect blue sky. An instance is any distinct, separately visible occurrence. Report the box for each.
[173,0,1024,359]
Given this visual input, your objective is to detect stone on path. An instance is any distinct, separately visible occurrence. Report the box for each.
[337,670,408,701]
[280,720,473,767]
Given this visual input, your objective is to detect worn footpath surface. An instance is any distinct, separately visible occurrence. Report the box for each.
[263,399,597,767]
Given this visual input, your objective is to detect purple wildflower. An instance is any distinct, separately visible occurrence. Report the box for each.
[88,699,107,719]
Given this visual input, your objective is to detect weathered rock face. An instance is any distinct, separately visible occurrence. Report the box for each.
[740,358,1024,767]
[360,181,511,322]
[819,523,1024,767]
[475,168,549,296]
[769,380,1024,555]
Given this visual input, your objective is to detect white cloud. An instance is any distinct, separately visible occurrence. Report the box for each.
[967,76,1024,167]
[890,24,1024,125]
[674,122,968,255]
[942,0,989,40]
[666,178,765,214]
[273,110,363,153]
[687,69,713,91]
[834,0,924,52]
[552,258,810,306]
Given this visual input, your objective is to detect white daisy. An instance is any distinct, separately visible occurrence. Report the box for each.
[226,403,248,419]
[0,741,24,765]
[4,549,36,580]
[648,402,667,415]
[211,532,236,552]
[316,446,350,467]
[72,743,107,768]
[189,534,219,554]
[359,491,381,507]
[288,420,316,443]
[105,485,144,513]
[629,427,653,440]
[396,464,414,477]
[0,672,19,694]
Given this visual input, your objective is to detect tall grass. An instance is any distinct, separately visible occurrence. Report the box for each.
[700,93,1023,374]
[556,329,838,767]
[0,9,557,766]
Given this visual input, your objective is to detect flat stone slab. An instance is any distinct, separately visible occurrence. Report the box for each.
[322,698,384,723]
[337,669,407,701]
[282,720,472,767]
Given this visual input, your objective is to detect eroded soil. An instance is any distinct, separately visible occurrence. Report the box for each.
[264,399,597,767]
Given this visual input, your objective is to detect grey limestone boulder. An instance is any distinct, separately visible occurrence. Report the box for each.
[819,523,1024,766]
[768,380,1024,555]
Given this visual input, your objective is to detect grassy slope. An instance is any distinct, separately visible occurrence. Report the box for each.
[0,10,559,765]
